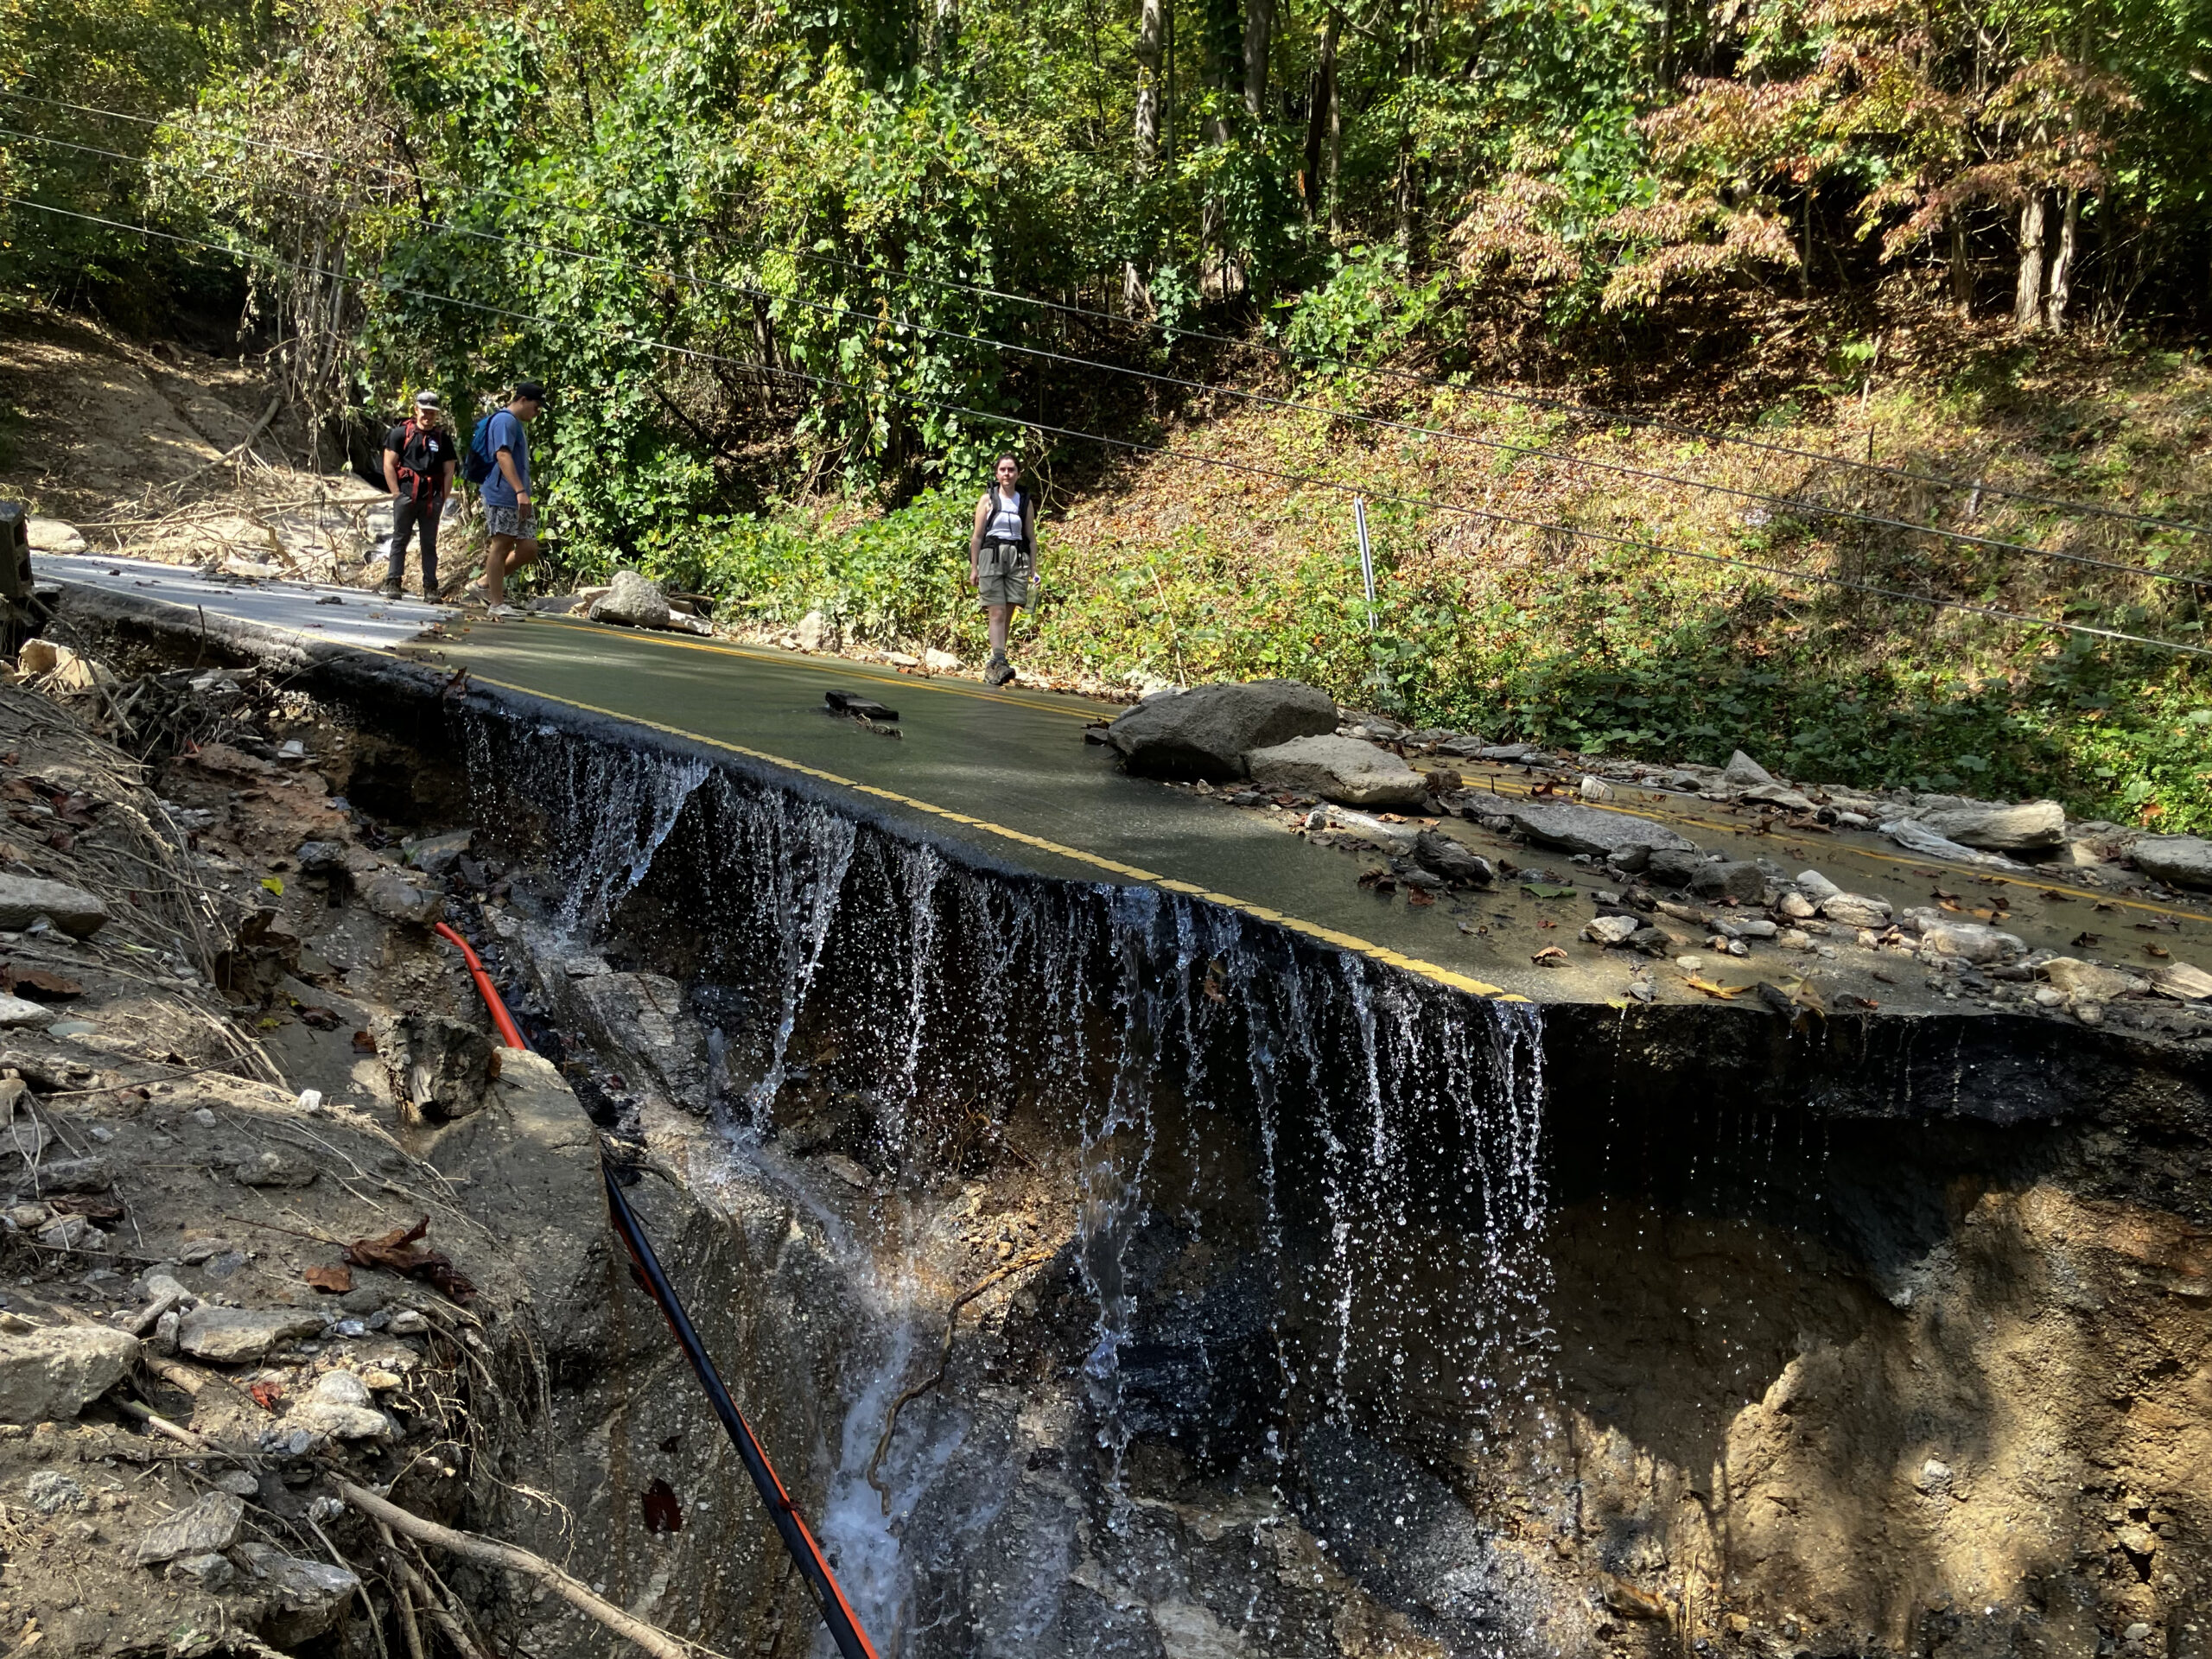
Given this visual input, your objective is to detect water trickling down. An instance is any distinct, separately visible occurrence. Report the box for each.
[455,708,1563,1654]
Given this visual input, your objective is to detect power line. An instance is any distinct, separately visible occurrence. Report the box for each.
[13,195,2211,664]
[9,85,2209,543]
[11,123,2207,596]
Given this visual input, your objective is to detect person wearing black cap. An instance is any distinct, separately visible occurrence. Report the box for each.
[379,390,456,600]
[475,380,544,618]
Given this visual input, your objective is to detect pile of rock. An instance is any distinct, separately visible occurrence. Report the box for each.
[534,569,714,635]
[1328,713,2202,893]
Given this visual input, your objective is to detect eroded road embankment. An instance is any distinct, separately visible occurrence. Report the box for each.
[29,565,2212,1659]
[42,555,2212,1040]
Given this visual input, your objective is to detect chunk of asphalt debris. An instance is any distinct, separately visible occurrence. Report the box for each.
[823,691,899,722]
[1497,801,1696,871]
[1246,734,1427,809]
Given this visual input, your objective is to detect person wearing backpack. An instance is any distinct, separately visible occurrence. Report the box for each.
[967,454,1038,685]
[465,380,544,619]
[379,391,457,600]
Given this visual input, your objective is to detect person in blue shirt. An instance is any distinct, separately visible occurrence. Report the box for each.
[476,380,544,618]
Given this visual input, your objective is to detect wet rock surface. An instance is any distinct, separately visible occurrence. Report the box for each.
[1107,678,1338,780]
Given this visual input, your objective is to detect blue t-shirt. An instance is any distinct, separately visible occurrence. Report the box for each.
[479,409,530,507]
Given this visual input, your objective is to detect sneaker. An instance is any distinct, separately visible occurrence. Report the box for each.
[376,579,403,601]
[485,604,517,620]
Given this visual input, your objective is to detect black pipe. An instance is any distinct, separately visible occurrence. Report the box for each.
[600,1157,881,1659]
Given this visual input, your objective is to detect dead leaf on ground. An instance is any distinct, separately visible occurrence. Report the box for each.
[1,968,82,1001]
[1530,945,1568,966]
[2145,944,2172,959]
[303,1264,353,1294]
[350,1029,377,1052]
[342,1217,476,1303]
[2072,931,2102,948]
[297,1006,343,1031]
[247,1381,283,1412]
[2040,889,2072,902]
[1407,888,1435,906]
[1685,976,1751,1000]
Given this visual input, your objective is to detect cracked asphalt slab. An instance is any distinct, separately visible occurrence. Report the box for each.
[41,557,2212,1024]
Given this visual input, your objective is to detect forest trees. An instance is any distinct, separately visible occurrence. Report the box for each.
[9,0,2212,541]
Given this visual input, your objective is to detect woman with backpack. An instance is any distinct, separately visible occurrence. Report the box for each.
[380,391,458,600]
[968,454,1039,685]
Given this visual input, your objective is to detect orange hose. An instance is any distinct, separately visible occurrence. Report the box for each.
[434,920,530,1051]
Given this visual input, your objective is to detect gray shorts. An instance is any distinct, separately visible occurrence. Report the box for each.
[486,502,537,539]
[976,541,1031,608]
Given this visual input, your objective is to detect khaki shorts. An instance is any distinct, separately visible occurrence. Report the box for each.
[976,541,1032,608]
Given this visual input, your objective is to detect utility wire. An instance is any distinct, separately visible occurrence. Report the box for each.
[10,123,2207,594]
[12,195,2212,663]
[8,85,2209,543]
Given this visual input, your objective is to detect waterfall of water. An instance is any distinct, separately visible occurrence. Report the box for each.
[453,714,1561,1656]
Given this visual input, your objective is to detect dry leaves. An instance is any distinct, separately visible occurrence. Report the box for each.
[342,1217,475,1304]
[1684,976,1751,1000]
[303,1264,353,1294]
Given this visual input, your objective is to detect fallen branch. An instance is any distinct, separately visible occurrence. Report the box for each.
[336,1482,725,1659]
[865,1249,1052,1512]
[111,1395,221,1455]
[162,394,286,499]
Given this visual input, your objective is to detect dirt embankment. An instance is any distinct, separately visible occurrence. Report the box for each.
[0,660,700,1659]
[0,308,389,582]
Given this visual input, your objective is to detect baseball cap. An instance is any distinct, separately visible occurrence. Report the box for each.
[413,390,442,409]
[513,380,547,402]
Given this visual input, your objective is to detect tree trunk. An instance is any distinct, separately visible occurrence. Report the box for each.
[1948,212,1973,315]
[2045,186,2080,332]
[1135,0,1166,171]
[2014,193,2049,332]
[925,0,957,71]
[1302,8,1338,227]
[1243,0,1273,118]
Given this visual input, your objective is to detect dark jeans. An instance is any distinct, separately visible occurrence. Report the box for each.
[386,494,440,592]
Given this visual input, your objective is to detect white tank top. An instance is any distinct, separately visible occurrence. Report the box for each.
[984,487,1026,543]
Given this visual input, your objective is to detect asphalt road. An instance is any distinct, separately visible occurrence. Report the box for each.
[44,557,2212,1012]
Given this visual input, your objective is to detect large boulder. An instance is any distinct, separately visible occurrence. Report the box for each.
[1913,799,2067,852]
[0,875,108,938]
[1106,680,1337,781]
[2132,835,2212,889]
[0,1325,137,1424]
[1246,735,1427,808]
[1497,801,1695,871]
[588,569,673,630]
[1721,750,1777,788]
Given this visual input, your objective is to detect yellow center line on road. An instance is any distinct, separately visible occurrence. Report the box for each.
[510,613,1111,722]
[448,665,1525,1003]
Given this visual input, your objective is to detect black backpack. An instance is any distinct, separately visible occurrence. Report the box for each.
[394,420,445,499]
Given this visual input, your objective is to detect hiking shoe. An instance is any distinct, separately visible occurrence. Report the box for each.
[984,653,1015,687]
[485,604,517,620]
[376,579,404,601]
